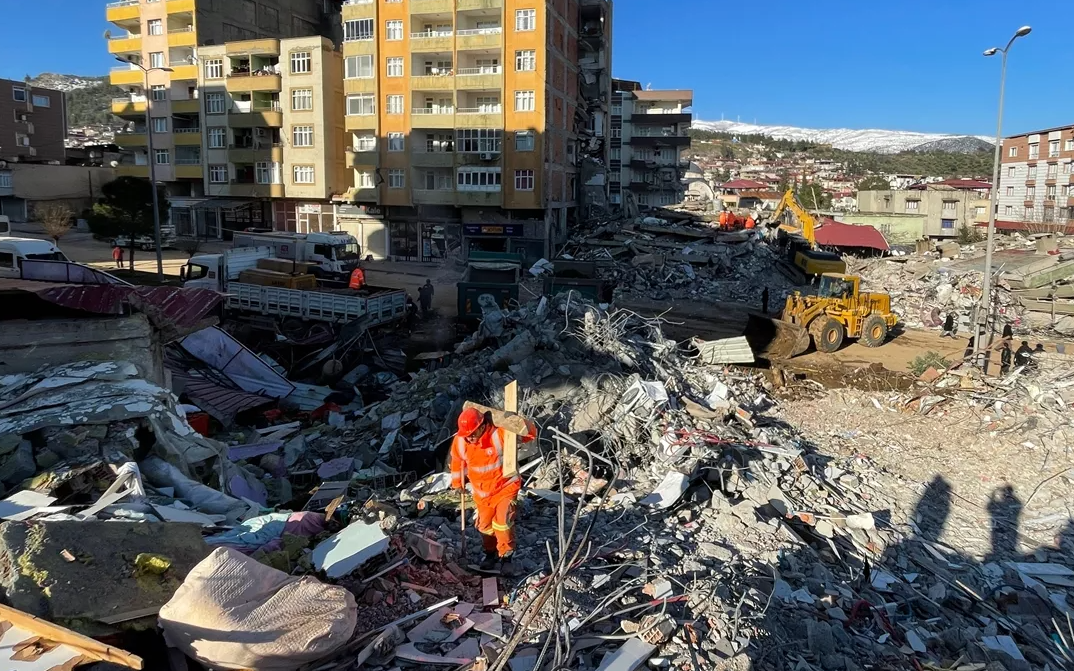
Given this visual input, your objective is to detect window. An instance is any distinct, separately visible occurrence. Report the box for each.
[1027,186,1035,198]
[475,95,500,112]
[356,135,376,151]
[256,162,281,184]
[1067,163,1074,175]
[204,59,224,79]
[0,172,11,188]
[1062,207,1071,221]
[344,18,374,41]
[610,147,621,161]
[515,9,536,31]
[290,51,311,73]
[611,127,622,138]
[1005,205,1013,216]
[942,200,956,211]
[515,50,536,71]
[611,103,622,116]
[205,92,225,114]
[386,20,403,40]
[941,219,956,230]
[150,85,167,101]
[31,94,50,108]
[514,169,534,191]
[1065,185,1073,197]
[209,165,228,183]
[386,57,404,77]
[457,167,502,191]
[514,130,535,151]
[514,90,535,112]
[1048,163,1059,179]
[292,125,314,147]
[388,132,404,152]
[1050,140,1060,157]
[457,129,502,153]
[293,165,315,184]
[608,170,620,183]
[152,117,168,133]
[1007,166,1015,178]
[1009,146,1018,157]
[347,94,375,115]
[1028,165,1037,179]
[388,169,405,188]
[1029,143,1039,159]
[148,19,163,35]
[345,55,373,79]
[1006,186,1015,196]
[208,127,227,149]
[424,132,454,152]
[15,133,30,147]
[356,171,375,188]
[1048,185,1057,199]
[637,193,649,205]
[387,95,404,114]
[12,87,26,102]
[905,200,919,211]
[1067,139,1074,152]
[291,88,313,111]
[155,149,170,165]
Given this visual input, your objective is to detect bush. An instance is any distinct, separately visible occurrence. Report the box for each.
[910,351,951,377]
[957,224,984,245]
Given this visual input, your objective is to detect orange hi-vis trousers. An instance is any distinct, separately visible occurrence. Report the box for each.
[475,493,517,557]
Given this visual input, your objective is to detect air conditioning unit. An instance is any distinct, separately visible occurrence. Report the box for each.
[479,152,498,161]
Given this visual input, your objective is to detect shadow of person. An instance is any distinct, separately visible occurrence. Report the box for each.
[912,475,952,545]
[986,484,1023,562]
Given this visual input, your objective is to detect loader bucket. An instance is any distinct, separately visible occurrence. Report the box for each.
[744,314,810,360]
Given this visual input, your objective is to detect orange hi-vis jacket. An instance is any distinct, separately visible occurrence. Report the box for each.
[450,420,536,504]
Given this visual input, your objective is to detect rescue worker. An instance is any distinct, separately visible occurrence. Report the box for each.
[941,313,956,338]
[999,342,1012,375]
[451,407,537,574]
[418,279,434,317]
[1015,341,1033,369]
[744,215,756,229]
[348,265,366,290]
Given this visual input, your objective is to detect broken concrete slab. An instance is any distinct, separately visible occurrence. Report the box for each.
[311,521,389,578]
[396,642,472,666]
[594,637,657,671]
[482,577,499,608]
[407,534,445,562]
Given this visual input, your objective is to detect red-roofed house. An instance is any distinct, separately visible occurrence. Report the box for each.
[718,179,772,209]
[814,219,890,253]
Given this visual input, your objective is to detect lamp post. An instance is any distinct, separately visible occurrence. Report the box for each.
[973,26,1031,365]
[116,57,173,280]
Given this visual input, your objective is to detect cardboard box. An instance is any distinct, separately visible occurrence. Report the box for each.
[256,258,318,274]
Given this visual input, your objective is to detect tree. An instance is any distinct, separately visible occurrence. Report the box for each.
[37,204,73,245]
[777,170,791,193]
[797,183,832,210]
[856,175,891,192]
[88,176,169,271]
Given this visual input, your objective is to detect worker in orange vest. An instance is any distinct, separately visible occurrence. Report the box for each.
[348,266,366,290]
[451,407,537,574]
[744,216,756,229]
[719,211,729,228]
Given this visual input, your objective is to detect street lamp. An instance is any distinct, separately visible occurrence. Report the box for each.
[973,25,1031,366]
[116,57,173,280]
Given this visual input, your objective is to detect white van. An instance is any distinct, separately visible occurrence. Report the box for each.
[0,216,10,237]
[0,238,69,278]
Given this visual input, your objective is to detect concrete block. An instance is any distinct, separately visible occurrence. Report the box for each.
[312,521,389,578]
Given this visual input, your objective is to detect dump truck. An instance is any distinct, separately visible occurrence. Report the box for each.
[770,189,847,277]
[457,251,523,321]
[232,231,362,281]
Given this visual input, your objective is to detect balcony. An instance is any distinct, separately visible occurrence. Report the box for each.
[168,28,197,49]
[412,150,455,168]
[172,99,200,114]
[229,183,285,198]
[107,35,142,55]
[342,0,375,17]
[344,78,377,95]
[229,102,283,127]
[345,115,378,131]
[346,149,378,167]
[230,145,283,163]
[115,164,149,178]
[413,189,456,205]
[412,108,455,129]
[170,64,198,81]
[115,131,147,148]
[456,190,503,206]
[456,28,502,50]
[411,74,455,90]
[226,73,282,93]
[456,67,502,90]
[112,96,147,116]
[629,113,692,125]
[175,163,203,179]
[166,0,195,13]
[410,31,454,52]
[226,39,281,56]
[456,108,501,128]
[110,66,144,87]
[627,134,691,148]
[106,0,140,23]
[458,0,503,9]
[174,128,202,145]
[410,0,453,13]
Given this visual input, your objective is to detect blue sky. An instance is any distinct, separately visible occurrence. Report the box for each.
[1,0,1068,137]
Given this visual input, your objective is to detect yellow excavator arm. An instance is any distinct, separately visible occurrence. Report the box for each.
[771,189,818,248]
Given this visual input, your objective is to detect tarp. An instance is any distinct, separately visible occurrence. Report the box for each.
[815,220,890,252]
[181,327,295,399]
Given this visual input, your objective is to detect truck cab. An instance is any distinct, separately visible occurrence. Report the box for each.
[0,238,69,278]
[180,253,225,291]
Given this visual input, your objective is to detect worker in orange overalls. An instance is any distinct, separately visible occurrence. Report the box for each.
[744,215,756,229]
[348,265,366,290]
[451,407,537,574]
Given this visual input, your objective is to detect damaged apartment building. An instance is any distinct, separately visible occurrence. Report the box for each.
[575,0,613,221]
[610,80,693,210]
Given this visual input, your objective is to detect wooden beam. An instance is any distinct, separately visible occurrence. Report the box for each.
[0,604,143,669]
[461,401,528,435]
[501,380,518,478]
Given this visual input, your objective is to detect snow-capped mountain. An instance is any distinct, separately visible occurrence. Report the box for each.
[29,73,105,93]
[692,119,993,154]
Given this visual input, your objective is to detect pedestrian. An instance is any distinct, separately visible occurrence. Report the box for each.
[1000,342,1012,375]
[418,279,434,317]
[112,245,124,268]
[451,408,537,574]
[348,265,366,290]
[1015,340,1033,368]
[942,313,956,338]
[761,287,770,314]
[405,294,419,329]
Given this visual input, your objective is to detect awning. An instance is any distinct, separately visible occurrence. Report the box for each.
[188,198,258,211]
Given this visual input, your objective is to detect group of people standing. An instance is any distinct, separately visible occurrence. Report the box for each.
[941,311,1045,375]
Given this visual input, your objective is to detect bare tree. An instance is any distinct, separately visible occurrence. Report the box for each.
[38,204,74,246]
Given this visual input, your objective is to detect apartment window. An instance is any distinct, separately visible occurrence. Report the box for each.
[515,130,535,151]
[347,94,375,115]
[637,193,649,205]
[292,125,314,147]
[151,85,167,101]
[1029,143,1039,159]
[1050,140,1060,157]
[424,132,454,152]
[515,9,536,31]
[1006,186,1015,196]
[475,96,500,112]
[31,95,50,108]
[208,127,227,149]
[256,162,281,184]
[1028,165,1037,179]
[290,51,311,73]
[356,135,376,151]
[941,219,956,230]
[942,200,956,211]
[1065,185,1073,197]
[205,92,225,114]
[388,132,404,152]
[148,19,163,35]
[611,127,622,138]
[386,20,403,40]
[152,117,168,133]
[1025,207,1033,219]
[209,165,228,183]
[291,89,313,111]
[458,129,502,153]
[12,87,26,102]
[386,57,404,77]
[1062,207,1071,221]
[1027,186,1035,198]
[387,95,404,114]
[344,18,374,41]
[345,55,373,79]
[515,50,536,72]
[457,167,502,191]
[293,165,315,184]
[905,200,919,211]
[1047,206,1059,222]
[608,170,620,183]
[1005,205,1013,216]
[150,52,165,68]
[610,147,621,161]
[611,103,622,116]
[514,169,534,191]
[1007,166,1015,178]
[14,133,29,147]
[388,169,405,188]
[1067,163,1074,175]
[1048,185,1057,199]
[514,90,535,112]
[1067,139,1074,152]
[154,149,170,165]
[1009,146,1018,157]
[1048,163,1059,178]
[356,171,375,188]
[204,59,223,80]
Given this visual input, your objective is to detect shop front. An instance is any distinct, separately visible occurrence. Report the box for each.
[461,222,546,265]
[390,220,460,262]
[336,204,389,260]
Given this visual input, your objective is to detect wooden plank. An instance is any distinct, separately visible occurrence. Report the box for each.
[461,401,528,435]
[501,381,518,478]
[0,604,143,669]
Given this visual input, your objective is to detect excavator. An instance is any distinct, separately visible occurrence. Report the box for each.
[769,189,847,277]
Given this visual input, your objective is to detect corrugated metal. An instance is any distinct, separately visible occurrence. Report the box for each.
[693,336,755,365]
[169,367,275,424]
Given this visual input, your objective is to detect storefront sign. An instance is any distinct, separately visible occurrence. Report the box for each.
[298,203,322,214]
[464,224,523,237]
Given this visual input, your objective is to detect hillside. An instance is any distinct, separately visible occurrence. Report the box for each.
[692,119,993,154]
[30,73,123,130]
